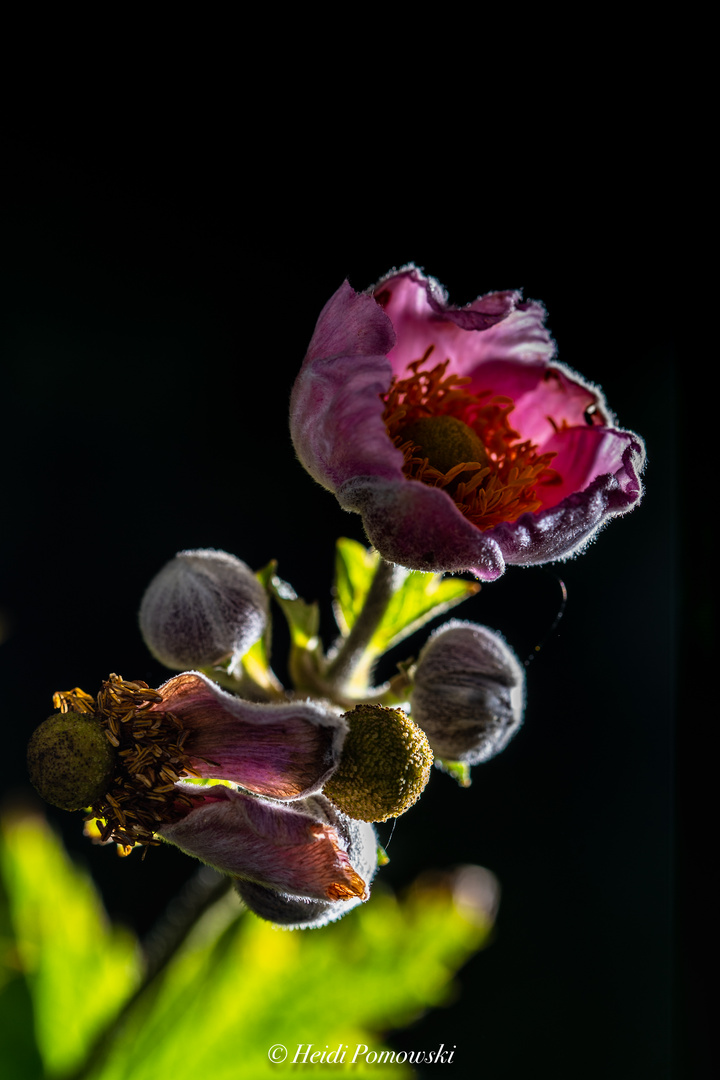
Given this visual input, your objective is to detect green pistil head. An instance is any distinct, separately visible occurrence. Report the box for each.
[398,415,488,475]
[324,705,433,823]
[27,711,116,811]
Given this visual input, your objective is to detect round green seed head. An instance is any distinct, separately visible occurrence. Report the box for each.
[324,705,433,823]
[27,712,116,811]
[397,415,488,476]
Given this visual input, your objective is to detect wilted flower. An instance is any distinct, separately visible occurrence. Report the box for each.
[410,620,525,765]
[27,675,379,923]
[139,549,268,671]
[290,266,645,580]
[164,790,378,927]
[29,673,346,847]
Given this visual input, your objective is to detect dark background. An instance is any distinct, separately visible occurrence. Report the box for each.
[2,140,694,1079]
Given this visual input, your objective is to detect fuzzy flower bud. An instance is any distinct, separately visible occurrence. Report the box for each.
[139,549,268,670]
[27,712,116,810]
[323,704,433,823]
[410,620,525,765]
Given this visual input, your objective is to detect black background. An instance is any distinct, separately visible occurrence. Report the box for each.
[2,134,696,1080]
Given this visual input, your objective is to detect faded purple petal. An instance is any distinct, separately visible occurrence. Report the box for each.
[234,809,378,928]
[153,672,346,799]
[159,787,371,902]
[291,266,646,580]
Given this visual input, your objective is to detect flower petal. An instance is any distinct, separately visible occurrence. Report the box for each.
[339,475,506,580]
[234,810,378,928]
[290,281,398,493]
[153,672,346,799]
[159,787,372,902]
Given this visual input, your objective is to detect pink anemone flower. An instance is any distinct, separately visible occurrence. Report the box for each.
[290,266,645,581]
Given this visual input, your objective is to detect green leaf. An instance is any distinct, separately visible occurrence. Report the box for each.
[268,574,320,650]
[0,843,44,1080]
[1,810,495,1080]
[0,808,139,1078]
[98,878,493,1080]
[369,571,479,659]
[435,758,473,788]
[333,538,381,636]
[334,538,479,678]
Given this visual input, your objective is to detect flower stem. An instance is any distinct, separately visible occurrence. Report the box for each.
[324,556,400,692]
[60,867,232,1080]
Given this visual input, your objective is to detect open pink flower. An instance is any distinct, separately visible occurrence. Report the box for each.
[290,266,645,580]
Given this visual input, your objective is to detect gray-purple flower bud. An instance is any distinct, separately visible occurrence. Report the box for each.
[409,620,525,765]
[139,549,268,670]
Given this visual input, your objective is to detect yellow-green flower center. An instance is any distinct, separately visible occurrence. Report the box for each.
[397,415,489,480]
[324,704,433,823]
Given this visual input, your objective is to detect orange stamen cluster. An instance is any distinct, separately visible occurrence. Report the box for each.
[382,349,561,530]
[54,674,201,852]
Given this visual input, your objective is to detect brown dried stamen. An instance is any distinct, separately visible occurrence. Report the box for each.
[382,350,561,530]
[55,673,201,850]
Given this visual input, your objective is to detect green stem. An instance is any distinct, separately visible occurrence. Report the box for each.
[61,868,232,1080]
[323,557,400,692]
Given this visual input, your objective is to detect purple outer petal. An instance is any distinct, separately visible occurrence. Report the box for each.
[152,672,346,799]
[291,266,646,580]
[159,787,369,902]
[234,810,378,928]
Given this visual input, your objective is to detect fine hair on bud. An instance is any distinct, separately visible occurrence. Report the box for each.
[139,548,268,670]
[410,620,525,765]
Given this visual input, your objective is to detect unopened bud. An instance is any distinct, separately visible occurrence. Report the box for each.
[324,704,432,823]
[27,712,116,810]
[410,620,525,765]
[139,549,268,670]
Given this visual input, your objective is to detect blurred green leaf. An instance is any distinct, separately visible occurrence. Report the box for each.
[0,844,44,1080]
[0,808,139,1079]
[98,878,491,1080]
[1,810,494,1080]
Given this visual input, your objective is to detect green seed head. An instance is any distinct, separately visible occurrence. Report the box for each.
[397,415,488,476]
[27,711,116,811]
[324,705,433,823]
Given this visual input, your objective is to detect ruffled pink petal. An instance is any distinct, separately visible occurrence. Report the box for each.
[159,787,370,902]
[152,672,346,799]
[339,475,506,581]
[375,267,523,376]
[290,281,399,493]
